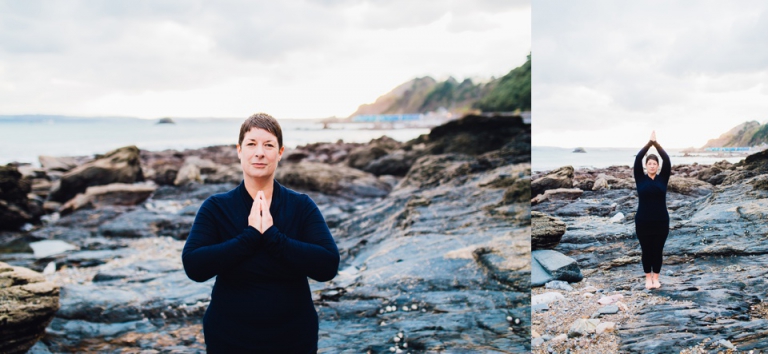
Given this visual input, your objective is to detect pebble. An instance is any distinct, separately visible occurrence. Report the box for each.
[717,339,735,349]
[582,293,594,298]
[532,329,540,338]
[598,305,619,315]
[596,322,615,335]
[597,294,624,305]
[532,303,549,312]
[532,292,565,305]
[532,337,545,347]
[616,301,629,311]
[568,319,600,338]
[545,280,574,291]
[551,333,567,343]
[583,286,598,293]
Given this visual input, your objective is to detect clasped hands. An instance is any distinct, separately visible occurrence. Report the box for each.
[248,191,273,233]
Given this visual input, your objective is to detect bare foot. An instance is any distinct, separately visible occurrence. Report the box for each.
[653,279,661,289]
[645,277,653,290]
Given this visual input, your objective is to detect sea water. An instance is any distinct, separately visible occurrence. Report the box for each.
[533,146,748,172]
[0,117,430,166]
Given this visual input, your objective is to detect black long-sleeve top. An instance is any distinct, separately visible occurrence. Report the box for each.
[182,179,340,353]
[633,140,671,224]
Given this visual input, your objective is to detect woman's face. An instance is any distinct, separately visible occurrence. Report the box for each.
[237,128,284,180]
[646,159,659,175]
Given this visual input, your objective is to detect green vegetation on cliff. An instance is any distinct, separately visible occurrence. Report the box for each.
[474,54,531,112]
[349,55,531,117]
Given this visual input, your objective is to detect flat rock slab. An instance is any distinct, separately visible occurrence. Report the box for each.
[532,249,583,284]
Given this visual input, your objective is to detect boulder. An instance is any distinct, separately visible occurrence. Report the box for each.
[531,166,574,197]
[347,136,401,170]
[568,319,600,338]
[530,188,583,205]
[363,150,421,177]
[667,176,713,196]
[276,161,391,198]
[531,249,583,287]
[0,165,36,230]
[174,163,201,186]
[425,114,528,156]
[60,183,157,214]
[531,211,566,250]
[0,262,60,354]
[38,156,82,172]
[592,175,610,191]
[48,146,144,203]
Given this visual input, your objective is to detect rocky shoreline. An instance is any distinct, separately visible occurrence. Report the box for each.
[531,155,768,353]
[0,114,531,353]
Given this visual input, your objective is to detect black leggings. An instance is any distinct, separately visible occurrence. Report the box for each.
[635,220,669,274]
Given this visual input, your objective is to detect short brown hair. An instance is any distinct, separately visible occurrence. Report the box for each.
[646,154,659,164]
[238,113,283,148]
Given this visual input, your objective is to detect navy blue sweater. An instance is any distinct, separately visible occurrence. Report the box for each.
[633,140,671,224]
[182,179,340,353]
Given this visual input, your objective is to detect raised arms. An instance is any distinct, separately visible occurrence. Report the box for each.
[652,140,671,183]
[634,140,654,182]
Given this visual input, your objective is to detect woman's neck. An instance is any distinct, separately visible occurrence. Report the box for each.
[244,176,274,200]
[647,173,656,180]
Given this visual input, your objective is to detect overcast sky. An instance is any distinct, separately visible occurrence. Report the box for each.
[0,0,530,119]
[533,1,768,148]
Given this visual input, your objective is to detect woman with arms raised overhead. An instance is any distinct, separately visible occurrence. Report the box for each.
[633,130,671,290]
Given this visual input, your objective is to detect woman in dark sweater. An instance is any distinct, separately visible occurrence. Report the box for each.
[633,130,671,290]
[182,113,340,353]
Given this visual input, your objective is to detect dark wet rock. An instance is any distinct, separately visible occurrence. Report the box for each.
[97,208,194,239]
[531,250,583,286]
[425,114,528,156]
[362,149,421,176]
[531,166,574,197]
[49,146,145,203]
[531,211,566,250]
[0,262,60,354]
[347,136,401,170]
[1,165,39,231]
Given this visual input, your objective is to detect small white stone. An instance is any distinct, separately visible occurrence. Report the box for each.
[402,306,408,311]
[380,309,385,314]
[506,316,513,321]
[395,349,403,354]
[394,336,400,342]
[514,318,520,325]
[403,343,408,348]
[43,262,56,275]
[380,321,387,326]
[389,347,396,352]
[397,332,404,338]
[411,304,418,310]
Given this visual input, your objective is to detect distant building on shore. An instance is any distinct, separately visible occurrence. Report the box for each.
[704,147,751,152]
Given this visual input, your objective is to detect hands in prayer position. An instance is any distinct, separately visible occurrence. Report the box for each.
[650,130,656,142]
[248,191,273,233]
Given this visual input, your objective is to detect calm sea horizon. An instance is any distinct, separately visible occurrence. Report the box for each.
[0,116,430,167]
[533,146,749,172]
